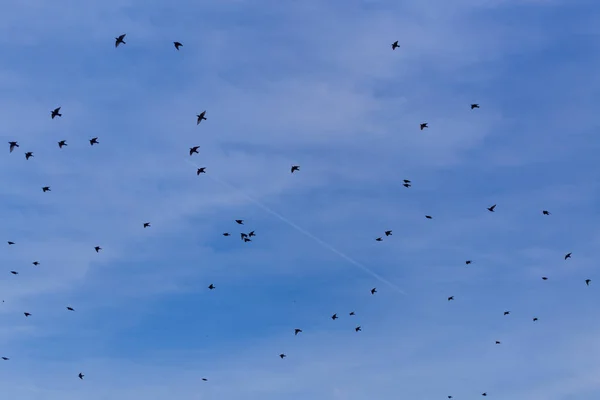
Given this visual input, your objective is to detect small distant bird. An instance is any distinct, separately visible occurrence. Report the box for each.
[495,341,501,344]
[248,231,256,237]
[279,353,286,359]
[291,165,300,173]
[235,220,244,225]
[8,241,14,245]
[25,152,33,160]
[586,279,591,286]
[89,137,99,146]
[391,40,400,50]
[533,317,538,321]
[196,111,207,125]
[403,183,411,188]
[10,271,17,275]
[370,288,377,295]
[294,329,302,336]
[24,312,31,317]
[189,146,200,155]
[542,210,551,215]
[355,326,362,332]
[504,311,510,315]
[197,167,206,175]
[448,296,454,301]
[542,276,548,280]
[202,378,208,381]
[32,261,39,266]
[487,204,496,212]
[482,393,487,397]
[471,104,480,109]
[223,233,231,237]
[51,107,62,119]
[58,140,67,148]
[448,397,453,399]
[143,222,151,228]
[349,311,355,316]
[42,186,50,192]
[465,260,472,265]
[174,41,182,50]
[78,372,84,380]
[1,357,8,360]
[9,141,18,152]
[565,252,572,260]
[94,246,101,253]
[385,230,392,236]
[375,237,382,241]
[425,215,432,219]
[243,237,251,242]
[208,284,215,290]
[241,233,248,240]
[67,307,74,311]
[403,179,411,184]
[331,313,338,320]
[420,123,428,130]
[115,34,126,47]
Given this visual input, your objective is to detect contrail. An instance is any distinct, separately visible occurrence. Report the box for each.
[185,159,407,295]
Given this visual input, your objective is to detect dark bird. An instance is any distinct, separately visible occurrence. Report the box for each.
[241,233,248,240]
[448,397,453,399]
[143,222,151,228]
[202,378,208,381]
[448,296,454,301]
[291,165,300,173]
[89,137,99,146]
[465,260,472,265]
[94,246,101,253]
[7,241,14,245]
[10,271,17,275]
[42,186,50,192]
[58,140,67,148]
[197,167,206,175]
[533,317,538,321]
[385,230,392,236]
[25,152,33,160]
[504,311,510,315]
[542,210,551,215]
[420,123,428,130]
[115,34,126,47]
[565,252,572,260]
[196,111,207,125]
[223,233,231,237]
[294,329,302,336]
[78,372,84,380]
[542,276,548,280]
[586,279,591,286]
[51,107,62,119]
[249,231,256,237]
[403,183,411,188]
[487,204,496,212]
[32,261,40,266]
[391,40,400,50]
[208,284,215,290]
[67,307,74,311]
[425,215,432,219]
[189,146,200,155]
[235,220,244,225]
[24,312,31,317]
[482,393,487,397]
[375,237,382,241]
[8,141,18,153]
[174,41,183,50]
[243,237,251,242]
[403,179,411,184]
[331,313,338,320]
[355,326,362,332]
[349,311,355,316]
[371,288,377,295]
[1,357,8,360]
[495,341,501,344]
[279,353,286,359]
[471,104,480,109]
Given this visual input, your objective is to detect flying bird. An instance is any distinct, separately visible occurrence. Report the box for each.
[208,284,215,290]
[94,246,101,253]
[1,357,8,360]
[10,271,18,275]
[294,329,302,336]
[243,237,252,242]
[67,307,74,311]
[174,41,182,50]
[8,141,18,152]
[196,111,207,125]
[391,40,400,50]
[403,179,411,184]
[222,233,231,237]
[349,311,355,316]
[279,353,286,359]
[385,230,392,236]
[235,220,244,225]
[78,372,84,380]
[143,222,151,228]
[371,288,377,294]
[241,233,248,240]
[24,312,31,317]
[51,107,62,119]
[542,210,551,215]
[115,34,126,47]
[331,313,338,320]
[482,393,487,397]
[487,204,496,212]
[448,296,454,301]
[542,276,548,280]
[504,311,510,315]
[197,167,206,175]
[89,137,99,146]
[25,152,33,160]
[355,326,362,332]
[465,260,472,265]
[7,241,14,245]
[189,146,200,155]
[533,317,538,321]
[471,104,480,109]
[202,378,208,381]
[375,237,382,241]
[420,123,428,130]
[565,252,572,260]
[291,165,300,173]
[58,140,67,148]
[495,341,501,344]
[32,261,40,266]
[42,186,50,192]
[403,183,411,188]
[248,231,256,237]
[425,215,432,219]
[586,279,591,286]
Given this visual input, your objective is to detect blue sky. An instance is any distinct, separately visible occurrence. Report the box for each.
[0,0,600,398]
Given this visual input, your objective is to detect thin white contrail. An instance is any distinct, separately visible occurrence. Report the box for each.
[185,159,407,295]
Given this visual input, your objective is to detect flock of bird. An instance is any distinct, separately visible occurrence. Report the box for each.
[0,33,592,397]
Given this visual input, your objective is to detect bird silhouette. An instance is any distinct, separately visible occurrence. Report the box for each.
[223,233,231,237]
[294,329,302,335]
[471,104,480,109]
[279,353,286,359]
[143,222,151,228]
[89,137,99,146]
[248,231,256,237]
[8,141,18,152]
[533,317,538,321]
[67,307,75,311]
[78,372,84,380]
[58,140,67,148]
[371,288,377,294]
[32,261,39,266]
[542,210,551,215]
[174,41,183,50]
[465,260,472,265]
[51,107,62,119]
[291,165,300,173]
[10,271,18,275]
[208,284,215,290]
[487,204,496,212]
[385,230,392,236]
[355,326,362,332]
[495,341,501,344]
[24,312,31,317]
[7,241,14,245]
[197,167,206,175]
[503,311,510,315]
[235,220,244,225]
[565,252,572,260]
[375,237,382,241]
[586,279,591,286]
[331,313,338,320]
[196,111,207,125]
[1,357,8,360]
[115,34,126,47]
[94,246,101,253]
[425,215,432,219]
[25,152,33,160]
[391,40,400,50]
[448,296,454,301]
[403,183,411,188]
[542,276,548,280]
[349,311,355,316]
[42,187,50,192]
[189,146,200,155]
[420,123,428,130]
